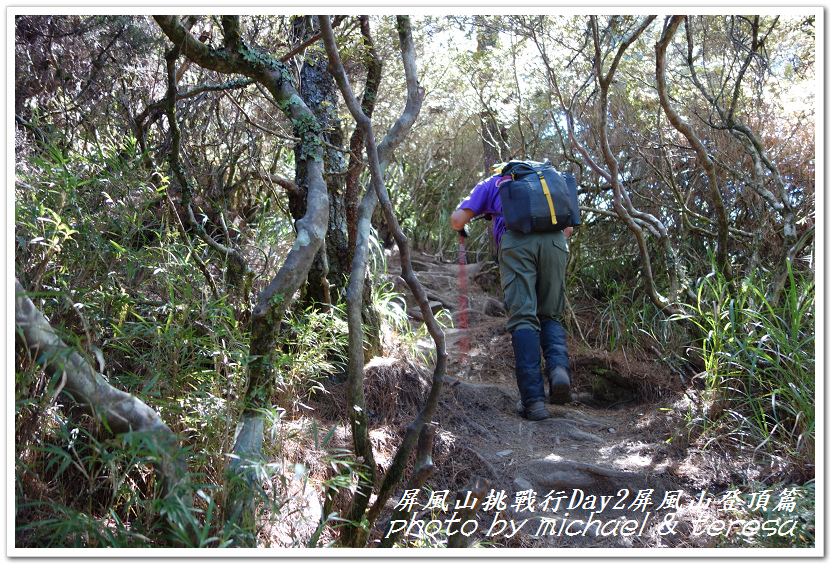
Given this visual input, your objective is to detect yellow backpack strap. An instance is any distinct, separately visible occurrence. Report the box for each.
[537,170,557,225]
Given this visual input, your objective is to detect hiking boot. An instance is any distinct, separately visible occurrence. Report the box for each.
[540,319,572,405]
[511,328,547,410]
[516,400,550,421]
[548,366,572,405]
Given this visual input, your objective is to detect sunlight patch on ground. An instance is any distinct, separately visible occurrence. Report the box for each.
[599,441,655,470]
[614,453,654,469]
[370,426,396,469]
[260,461,324,548]
[365,356,398,369]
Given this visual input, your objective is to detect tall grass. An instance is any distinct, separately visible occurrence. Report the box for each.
[14,138,353,547]
[677,263,815,476]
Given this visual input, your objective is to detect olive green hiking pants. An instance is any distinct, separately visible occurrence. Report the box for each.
[498,230,569,333]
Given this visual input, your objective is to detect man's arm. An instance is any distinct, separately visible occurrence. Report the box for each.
[450,208,476,234]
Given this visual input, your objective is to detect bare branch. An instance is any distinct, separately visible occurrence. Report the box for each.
[658,15,733,281]
[321,15,434,547]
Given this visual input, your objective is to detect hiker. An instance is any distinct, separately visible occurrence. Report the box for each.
[450,165,574,421]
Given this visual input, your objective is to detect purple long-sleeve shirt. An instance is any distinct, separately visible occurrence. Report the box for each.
[456,174,509,248]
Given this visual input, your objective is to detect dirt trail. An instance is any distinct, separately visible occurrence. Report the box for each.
[378,248,745,548]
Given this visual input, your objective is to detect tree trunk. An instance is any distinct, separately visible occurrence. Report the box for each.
[154,16,331,542]
[322,15,439,548]
[347,16,385,361]
[293,16,350,308]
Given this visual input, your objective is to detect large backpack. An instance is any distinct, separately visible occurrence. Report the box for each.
[494,160,580,234]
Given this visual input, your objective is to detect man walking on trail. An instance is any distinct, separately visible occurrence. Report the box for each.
[450,168,573,421]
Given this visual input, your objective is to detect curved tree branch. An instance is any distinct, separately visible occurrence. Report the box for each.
[657,15,734,281]
[321,15,434,548]
[530,15,681,312]
[162,44,254,296]
[154,14,330,539]
[585,16,681,313]
[345,15,383,262]
[682,15,797,299]
[15,278,195,541]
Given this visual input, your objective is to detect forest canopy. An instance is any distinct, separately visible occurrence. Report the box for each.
[12,12,817,549]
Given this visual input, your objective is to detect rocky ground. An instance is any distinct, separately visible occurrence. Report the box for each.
[289,248,801,551]
[355,248,782,550]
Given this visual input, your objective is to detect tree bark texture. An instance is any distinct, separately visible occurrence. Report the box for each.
[293,16,349,307]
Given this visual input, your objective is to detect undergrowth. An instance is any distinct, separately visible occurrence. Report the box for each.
[13,138,356,547]
[15,135,815,549]
[674,264,815,481]
[715,480,815,548]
